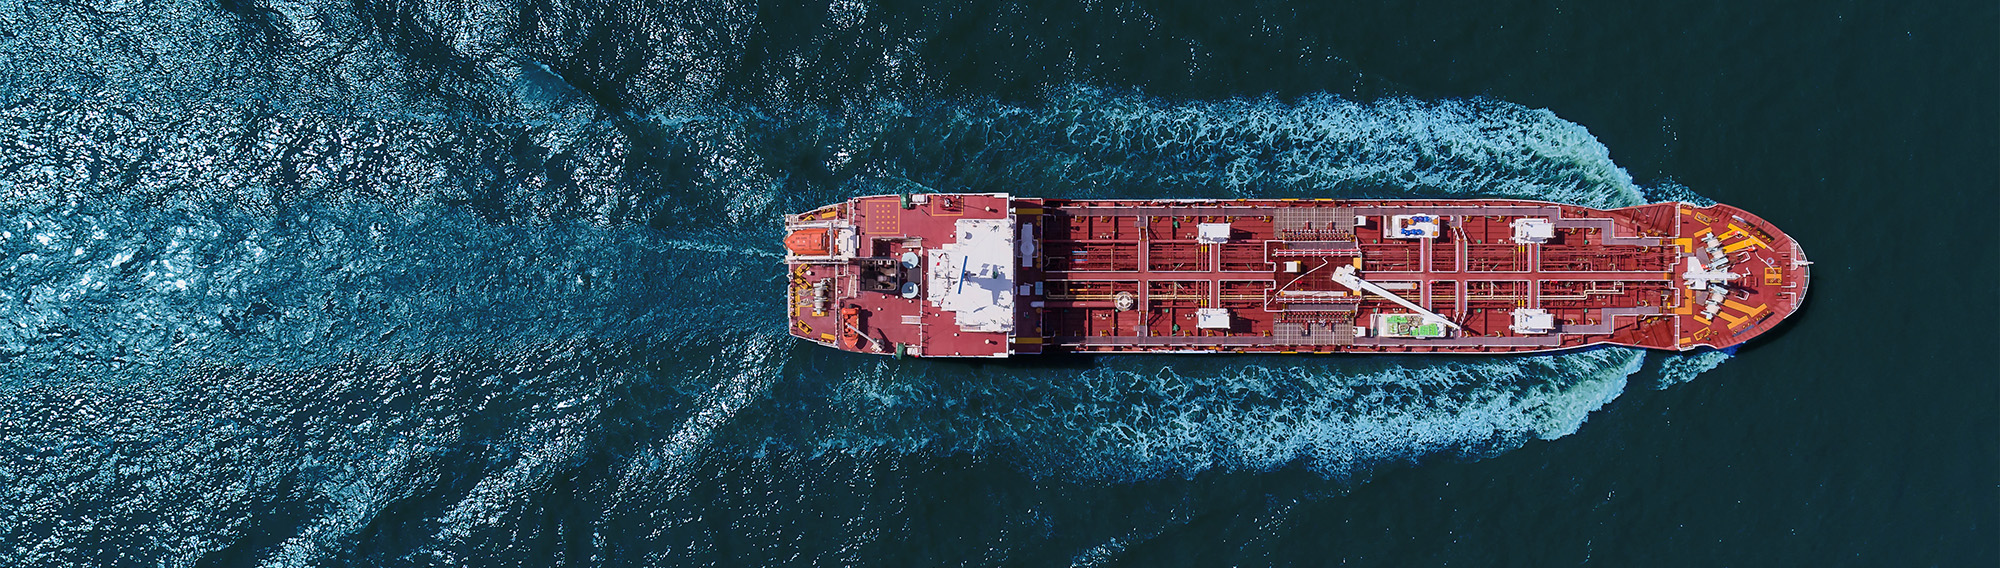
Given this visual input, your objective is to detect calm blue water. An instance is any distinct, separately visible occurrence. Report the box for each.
[0,0,1991,566]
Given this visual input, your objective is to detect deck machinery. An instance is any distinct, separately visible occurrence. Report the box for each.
[783,194,1809,357]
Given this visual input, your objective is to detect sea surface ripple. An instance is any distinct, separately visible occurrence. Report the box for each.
[0,0,1733,563]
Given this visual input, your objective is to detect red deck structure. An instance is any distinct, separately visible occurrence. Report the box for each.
[784,194,1810,357]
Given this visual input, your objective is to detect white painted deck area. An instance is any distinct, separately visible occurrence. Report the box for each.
[926,217,1017,333]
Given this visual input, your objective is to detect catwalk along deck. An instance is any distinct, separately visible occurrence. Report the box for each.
[783,194,1809,357]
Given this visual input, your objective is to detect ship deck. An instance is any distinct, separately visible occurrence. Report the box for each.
[785,195,1808,357]
[786,193,1019,357]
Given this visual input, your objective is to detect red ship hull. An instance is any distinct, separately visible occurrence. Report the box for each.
[784,194,1809,358]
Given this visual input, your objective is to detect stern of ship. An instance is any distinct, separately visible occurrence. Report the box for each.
[782,193,1032,358]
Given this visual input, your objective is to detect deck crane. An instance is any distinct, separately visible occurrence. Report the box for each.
[1330,265,1463,330]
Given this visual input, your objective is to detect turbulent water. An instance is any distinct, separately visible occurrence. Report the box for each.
[0,0,1762,564]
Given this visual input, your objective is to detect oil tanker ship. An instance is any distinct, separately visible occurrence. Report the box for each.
[783,194,1809,358]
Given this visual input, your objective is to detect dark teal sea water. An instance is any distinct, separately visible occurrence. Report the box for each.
[0,0,1992,565]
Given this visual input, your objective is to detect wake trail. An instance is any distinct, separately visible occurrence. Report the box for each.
[0,0,1737,558]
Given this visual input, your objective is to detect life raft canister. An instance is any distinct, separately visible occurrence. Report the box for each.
[785,228,830,255]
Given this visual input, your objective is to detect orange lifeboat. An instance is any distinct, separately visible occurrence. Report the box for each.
[784,228,829,256]
[839,307,865,351]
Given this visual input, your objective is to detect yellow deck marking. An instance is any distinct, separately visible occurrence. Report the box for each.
[1693,315,1712,325]
[1675,237,1694,252]
[1720,300,1769,329]
[1721,238,1760,254]
[819,333,836,342]
[1722,299,1768,316]
[867,201,901,234]
[1716,310,1748,328]
[1723,223,1771,247]
[1693,227,1714,238]
[1764,267,1783,285]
